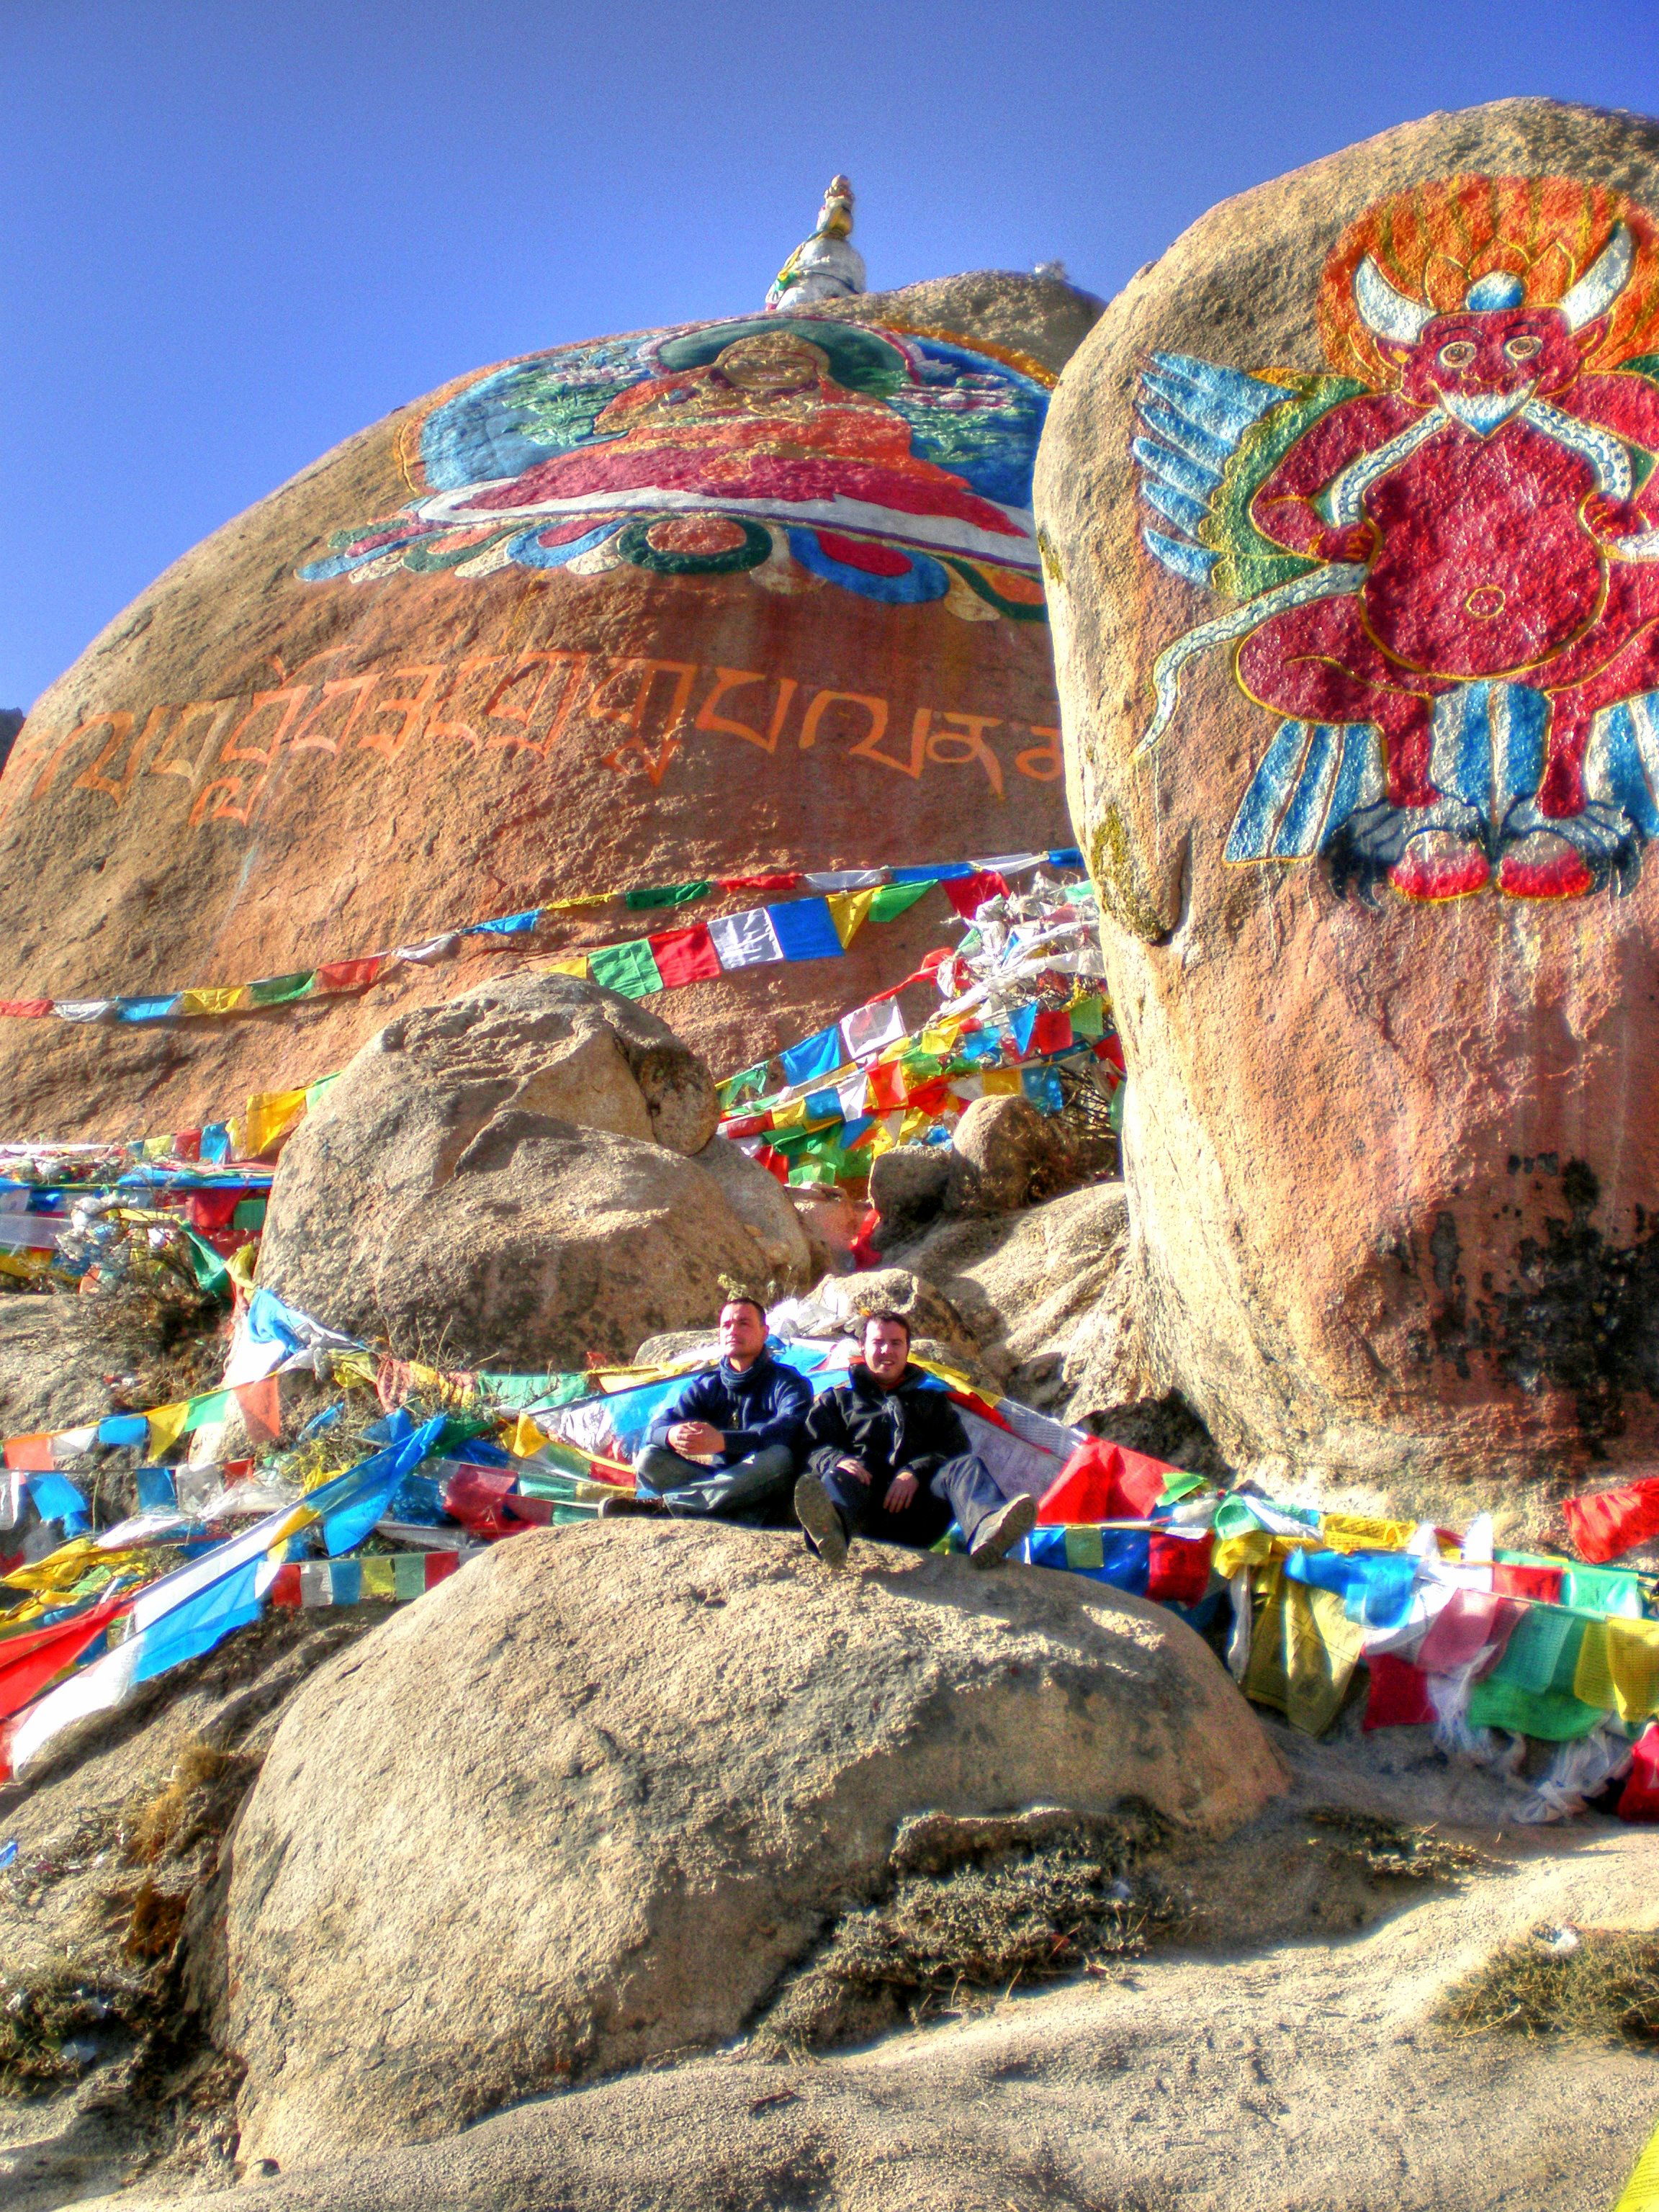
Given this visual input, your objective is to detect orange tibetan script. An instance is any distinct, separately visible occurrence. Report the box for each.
[3,649,1063,835]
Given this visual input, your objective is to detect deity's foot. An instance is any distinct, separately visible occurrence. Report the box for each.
[1496,800,1642,899]
[1326,796,1485,907]
[1388,830,1491,903]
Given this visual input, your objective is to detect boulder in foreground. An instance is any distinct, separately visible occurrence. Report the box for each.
[224,1521,1282,2164]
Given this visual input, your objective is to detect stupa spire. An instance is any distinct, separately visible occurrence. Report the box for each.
[765,176,867,313]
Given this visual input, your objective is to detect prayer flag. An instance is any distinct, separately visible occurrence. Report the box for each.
[468,909,542,935]
[1362,1653,1436,1730]
[392,934,460,964]
[780,1027,842,1087]
[118,996,183,1023]
[4,1434,56,1473]
[624,882,712,909]
[98,1414,149,1449]
[313,957,386,994]
[1032,1008,1074,1054]
[840,997,906,1062]
[1023,1066,1064,1112]
[648,925,721,987]
[943,868,1010,920]
[0,1000,53,1018]
[181,1390,231,1434]
[178,987,246,1017]
[145,1403,191,1458]
[718,873,802,892]
[766,898,844,963]
[891,863,973,884]
[0,1596,127,1723]
[53,1000,118,1022]
[200,1125,231,1163]
[868,881,935,923]
[1048,847,1085,867]
[709,909,783,968]
[541,954,591,979]
[588,939,664,999]
[242,1089,307,1157]
[1071,996,1105,1040]
[246,973,315,1006]
[1010,1004,1039,1054]
[1563,1474,1659,1564]
[826,889,876,946]
[235,1376,282,1444]
[804,869,887,891]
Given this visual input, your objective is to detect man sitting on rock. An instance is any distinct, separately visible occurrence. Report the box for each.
[605,1295,811,1522]
[792,1312,1035,1570]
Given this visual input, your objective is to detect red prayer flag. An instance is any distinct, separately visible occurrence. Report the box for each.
[1146,1530,1213,1604]
[313,957,385,995]
[173,1129,202,1161]
[4,1434,57,1473]
[0,1001,53,1019]
[1564,1473,1659,1564]
[1038,1439,1174,1524]
[0,1595,125,1721]
[1031,1008,1074,1055]
[233,1376,282,1444]
[424,1550,459,1588]
[1492,1561,1564,1603]
[866,1062,906,1112]
[269,1563,303,1608]
[717,873,803,892]
[186,1190,241,1231]
[648,924,722,988]
[1363,1653,1436,1730]
[943,869,1010,920]
[754,1145,789,1184]
[1621,1723,1659,1821]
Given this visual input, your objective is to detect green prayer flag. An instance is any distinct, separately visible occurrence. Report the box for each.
[248,971,316,1006]
[181,1388,231,1433]
[306,1074,340,1109]
[869,880,935,924]
[718,1063,771,1107]
[624,881,713,910]
[1071,996,1105,1040]
[1467,1675,1604,1740]
[183,1231,230,1297]
[588,939,664,999]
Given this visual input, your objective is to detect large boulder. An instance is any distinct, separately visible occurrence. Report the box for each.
[258,974,798,1364]
[0,269,1099,1143]
[687,1135,813,1285]
[222,1521,1282,2165]
[1035,99,1659,1486]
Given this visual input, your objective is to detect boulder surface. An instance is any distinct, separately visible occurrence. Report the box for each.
[1036,99,1659,1485]
[223,1520,1282,2165]
[257,973,793,1364]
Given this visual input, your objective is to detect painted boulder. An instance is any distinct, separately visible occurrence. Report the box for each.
[0,270,1097,1140]
[1036,99,1659,1488]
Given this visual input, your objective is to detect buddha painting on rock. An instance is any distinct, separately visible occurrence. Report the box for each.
[302,315,1053,618]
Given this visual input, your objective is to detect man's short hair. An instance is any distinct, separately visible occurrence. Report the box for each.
[719,1295,767,1323]
[861,1309,911,1343]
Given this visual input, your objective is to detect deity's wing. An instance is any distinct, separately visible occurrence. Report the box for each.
[1133,354,1364,600]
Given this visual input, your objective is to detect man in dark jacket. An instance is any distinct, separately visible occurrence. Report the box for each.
[604,1297,811,1522]
[793,1312,1035,1570]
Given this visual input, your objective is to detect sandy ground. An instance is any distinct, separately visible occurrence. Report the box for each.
[5,1711,1653,2212]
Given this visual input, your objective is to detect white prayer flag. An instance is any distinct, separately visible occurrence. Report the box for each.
[710,909,783,968]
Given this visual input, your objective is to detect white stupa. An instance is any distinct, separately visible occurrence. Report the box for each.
[765,176,867,312]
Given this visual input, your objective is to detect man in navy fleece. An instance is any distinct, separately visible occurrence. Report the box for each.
[603,1296,811,1523]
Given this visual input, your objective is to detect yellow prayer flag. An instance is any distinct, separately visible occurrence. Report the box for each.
[541,954,592,979]
[243,1088,308,1158]
[226,1244,259,1293]
[827,889,877,947]
[505,1413,549,1458]
[771,1097,807,1130]
[178,986,248,1017]
[145,1402,192,1458]
[329,1350,379,1389]
[980,1067,1022,1095]
[1614,2116,1659,2211]
[544,895,612,912]
[918,1018,966,1056]
[361,1555,397,1599]
[1319,1512,1417,1554]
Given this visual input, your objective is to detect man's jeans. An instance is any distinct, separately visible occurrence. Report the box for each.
[636,1440,797,1521]
[819,1452,1007,1542]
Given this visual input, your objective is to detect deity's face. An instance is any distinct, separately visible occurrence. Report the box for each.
[1392,307,1583,418]
[715,333,831,398]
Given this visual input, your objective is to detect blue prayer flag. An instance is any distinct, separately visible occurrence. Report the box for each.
[767,899,845,963]
[467,909,542,936]
[780,1025,843,1085]
[890,863,974,884]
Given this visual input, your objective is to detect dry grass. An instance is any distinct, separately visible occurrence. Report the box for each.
[122,1741,259,1867]
[1308,1808,1488,1884]
[757,1812,1183,2056]
[60,1259,228,1408]
[1439,1927,1659,2042]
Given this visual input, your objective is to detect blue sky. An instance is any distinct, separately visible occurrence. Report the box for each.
[4,0,1658,708]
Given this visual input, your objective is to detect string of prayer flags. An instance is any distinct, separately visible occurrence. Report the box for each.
[14,852,1087,1033]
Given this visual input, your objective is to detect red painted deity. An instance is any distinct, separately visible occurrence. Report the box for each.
[1134,176,1659,903]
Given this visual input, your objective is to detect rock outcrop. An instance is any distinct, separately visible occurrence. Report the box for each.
[889,1182,1151,1416]
[257,974,803,1365]
[223,1520,1282,2165]
[0,273,1100,1141]
[1036,99,1659,1485]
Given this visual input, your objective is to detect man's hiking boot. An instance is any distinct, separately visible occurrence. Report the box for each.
[793,1473,849,1570]
[599,1492,667,1518]
[968,1492,1036,1569]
